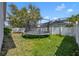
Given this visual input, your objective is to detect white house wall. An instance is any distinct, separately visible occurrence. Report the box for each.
[0,2,4,51]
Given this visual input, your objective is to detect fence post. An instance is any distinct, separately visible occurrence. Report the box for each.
[75,21,79,46]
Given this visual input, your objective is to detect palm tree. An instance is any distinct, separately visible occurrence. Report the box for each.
[19,7,28,27]
[25,4,41,32]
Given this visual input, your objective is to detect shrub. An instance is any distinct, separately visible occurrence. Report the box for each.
[65,24,74,27]
[4,27,12,35]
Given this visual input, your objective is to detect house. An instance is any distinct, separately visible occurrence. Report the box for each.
[39,19,74,35]
[0,2,6,51]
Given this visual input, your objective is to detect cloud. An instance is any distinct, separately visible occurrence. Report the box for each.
[44,16,50,19]
[53,17,58,20]
[56,4,65,11]
[67,9,73,12]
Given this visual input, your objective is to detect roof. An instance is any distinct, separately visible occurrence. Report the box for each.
[40,19,74,27]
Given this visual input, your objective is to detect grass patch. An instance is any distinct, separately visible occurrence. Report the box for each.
[1,33,79,56]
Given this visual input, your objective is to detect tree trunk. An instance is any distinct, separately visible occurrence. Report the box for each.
[25,21,30,32]
[47,22,50,33]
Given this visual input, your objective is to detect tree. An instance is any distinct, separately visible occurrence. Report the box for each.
[67,14,79,23]
[8,4,27,28]
[8,4,42,32]
[25,4,42,31]
[19,7,28,27]
[65,14,79,27]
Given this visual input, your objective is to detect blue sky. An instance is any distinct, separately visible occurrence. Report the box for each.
[7,2,79,22]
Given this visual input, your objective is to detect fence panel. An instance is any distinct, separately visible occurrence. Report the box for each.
[51,27,75,36]
[75,22,79,46]
[12,28,25,33]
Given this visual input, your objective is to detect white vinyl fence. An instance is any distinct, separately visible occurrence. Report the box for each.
[75,21,79,46]
[12,27,77,37]
[12,28,25,33]
[50,27,75,36]
[50,21,79,46]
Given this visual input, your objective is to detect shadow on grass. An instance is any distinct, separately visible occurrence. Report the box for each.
[22,35,49,39]
[0,34,16,56]
[55,36,79,56]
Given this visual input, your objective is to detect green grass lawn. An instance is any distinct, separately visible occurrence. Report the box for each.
[1,33,79,56]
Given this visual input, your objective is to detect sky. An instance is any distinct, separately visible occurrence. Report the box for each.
[6,2,79,22]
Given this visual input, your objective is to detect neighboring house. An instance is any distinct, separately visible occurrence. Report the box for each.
[39,19,74,34]
[0,2,6,51]
[5,19,10,27]
[41,19,74,27]
[5,15,10,27]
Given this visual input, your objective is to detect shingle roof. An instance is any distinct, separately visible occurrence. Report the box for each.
[40,19,74,27]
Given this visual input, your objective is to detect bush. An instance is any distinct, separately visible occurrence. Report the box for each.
[65,24,74,27]
[4,27,12,35]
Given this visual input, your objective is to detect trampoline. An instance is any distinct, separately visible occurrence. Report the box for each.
[24,18,51,35]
